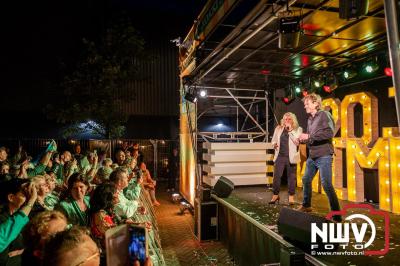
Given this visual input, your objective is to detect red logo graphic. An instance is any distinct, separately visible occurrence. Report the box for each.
[326,204,390,256]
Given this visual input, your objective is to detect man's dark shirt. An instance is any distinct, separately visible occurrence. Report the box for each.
[306,110,335,159]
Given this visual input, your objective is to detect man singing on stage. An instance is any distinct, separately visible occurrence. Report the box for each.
[297,93,341,222]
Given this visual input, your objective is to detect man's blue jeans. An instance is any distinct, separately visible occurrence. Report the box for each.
[302,155,340,212]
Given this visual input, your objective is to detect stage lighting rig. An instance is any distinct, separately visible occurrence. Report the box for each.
[184,90,197,103]
[278,10,302,50]
[182,76,198,103]
[339,0,369,20]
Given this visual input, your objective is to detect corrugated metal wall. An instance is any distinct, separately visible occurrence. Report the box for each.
[120,42,180,116]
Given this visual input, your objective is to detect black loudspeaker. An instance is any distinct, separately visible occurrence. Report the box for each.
[278,16,300,49]
[278,208,333,250]
[194,198,218,241]
[198,185,211,201]
[339,0,369,20]
[213,176,234,198]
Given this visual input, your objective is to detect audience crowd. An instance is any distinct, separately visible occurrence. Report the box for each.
[0,142,164,266]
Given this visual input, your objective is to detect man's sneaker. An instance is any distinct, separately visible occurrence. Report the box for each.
[296,206,312,212]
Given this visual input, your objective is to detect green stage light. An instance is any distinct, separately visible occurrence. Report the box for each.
[342,69,357,80]
[364,62,378,74]
[314,81,321,87]
[295,87,301,93]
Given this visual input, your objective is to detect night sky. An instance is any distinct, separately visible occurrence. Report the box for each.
[1,0,205,137]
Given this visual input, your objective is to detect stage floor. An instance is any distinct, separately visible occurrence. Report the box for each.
[221,186,400,266]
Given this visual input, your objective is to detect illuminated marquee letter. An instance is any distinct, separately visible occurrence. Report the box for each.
[341,92,378,145]
[346,138,390,211]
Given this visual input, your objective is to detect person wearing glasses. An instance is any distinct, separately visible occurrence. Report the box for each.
[269,112,302,205]
[42,226,100,266]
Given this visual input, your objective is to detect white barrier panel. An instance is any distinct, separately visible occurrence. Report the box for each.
[202,142,275,186]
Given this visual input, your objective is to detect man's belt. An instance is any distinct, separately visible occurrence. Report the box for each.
[311,139,332,146]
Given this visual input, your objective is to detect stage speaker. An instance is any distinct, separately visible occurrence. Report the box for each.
[339,0,369,20]
[278,16,300,49]
[194,198,218,241]
[278,207,334,250]
[198,185,211,201]
[213,176,234,198]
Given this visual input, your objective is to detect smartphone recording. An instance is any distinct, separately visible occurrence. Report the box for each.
[106,224,148,266]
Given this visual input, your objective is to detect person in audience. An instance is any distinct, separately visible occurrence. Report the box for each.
[56,173,90,226]
[16,150,54,179]
[73,144,83,162]
[42,226,100,266]
[0,179,37,265]
[64,157,79,184]
[1,161,10,175]
[130,149,141,171]
[139,162,160,206]
[81,151,99,181]
[110,168,145,221]
[30,175,50,218]
[132,143,144,163]
[0,146,8,163]
[114,149,126,166]
[167,147,179,192]
[124,170,143,201]
[51,151,73,184]
[269,112,302,205]
[93,159,113,184]
[89,183,118,253]
[111,163,119,170]
[44,173,60,210]
[22,210,68,266]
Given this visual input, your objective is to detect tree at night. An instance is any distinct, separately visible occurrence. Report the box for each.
[46,18,149,139]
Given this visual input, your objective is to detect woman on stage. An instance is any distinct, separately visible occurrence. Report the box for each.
[269,112,302,205]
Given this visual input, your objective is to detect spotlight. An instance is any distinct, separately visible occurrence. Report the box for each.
[323,73,338,93]
[314,80,321,88]
[179,201,192,214]
[364,63,378,73]
[283,97,290,104]
[339,0,369,20]
[342,69,357,80]
[184,91,197,103]
[260,69,270,75]
[171,193,181,203]
[217,123,223,127]
[282,96,295,105]
[384,67,393,77]
[199,90,207,97]
[278,13,301,49]
[295,86,301,93]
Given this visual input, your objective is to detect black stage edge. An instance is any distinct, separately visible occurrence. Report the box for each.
[209,186,400,266]
[212,195,321,266]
